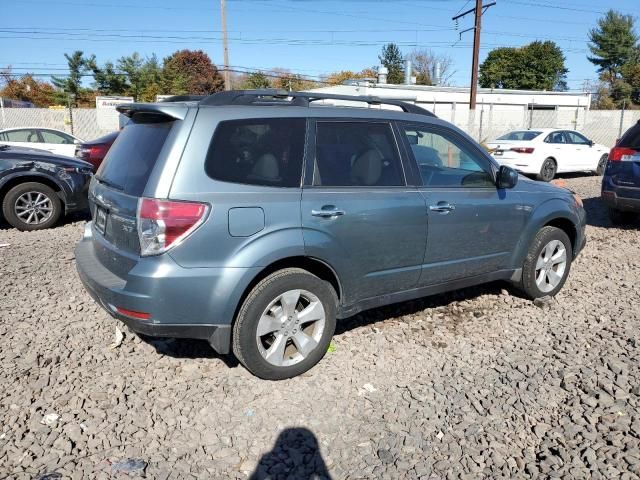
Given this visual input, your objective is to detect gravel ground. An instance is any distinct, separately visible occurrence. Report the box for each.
[1,175,639,480]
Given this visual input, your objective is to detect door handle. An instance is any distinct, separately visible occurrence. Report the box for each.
[311,208,345,218]
[429,203,455,214]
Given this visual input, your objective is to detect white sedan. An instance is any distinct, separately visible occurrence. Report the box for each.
[486,128,610,182]
[0,127,82,157]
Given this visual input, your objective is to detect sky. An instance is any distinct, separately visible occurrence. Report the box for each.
[1,0,638,91]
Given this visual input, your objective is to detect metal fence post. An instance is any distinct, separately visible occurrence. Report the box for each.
[618,100,626,139]
[67,94,74,136]
[451,101,456,125]
[0,97,5,128]
[528,104,534,129]
[478,106,484,143]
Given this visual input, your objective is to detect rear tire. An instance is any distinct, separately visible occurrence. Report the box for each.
[537,158,557,182]
[2,182,61,231]
[519,226,572,299]
[608,208,636,225]
[595,154,608,175]
[232,268,337,380]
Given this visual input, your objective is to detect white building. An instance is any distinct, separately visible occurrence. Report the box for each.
[308,82,593,143]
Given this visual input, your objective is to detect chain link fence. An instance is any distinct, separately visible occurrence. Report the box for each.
[422,102,639,148]
[0,107,112,141]
[1,103,639,147]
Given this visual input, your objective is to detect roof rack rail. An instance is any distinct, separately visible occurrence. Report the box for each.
[159,95,206,103]
[199,89,436,117]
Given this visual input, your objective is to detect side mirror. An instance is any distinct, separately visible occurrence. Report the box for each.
[497,165,518,189]
[589,140,594,147]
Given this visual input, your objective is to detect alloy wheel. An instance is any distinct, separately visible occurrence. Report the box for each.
[535,240,567,293]
[255,289,326,367]
[14,191,54,225]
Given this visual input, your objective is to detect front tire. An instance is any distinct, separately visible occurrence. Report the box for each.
[519,226,572,299]
[2,182,61,231]
[537,158,557,182]
[232,268,337,380]
[595,154,608,175]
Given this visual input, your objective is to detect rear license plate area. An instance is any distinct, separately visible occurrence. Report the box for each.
[95,206,107,234]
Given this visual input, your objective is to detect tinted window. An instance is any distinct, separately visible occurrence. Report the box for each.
[96,113,173,196]
[565,131,590,145]
[404,126,493,188]
[41,130,73,144]
[205,118,306,188]
[619,124,640,148]
[497,131,541,141]
[5,129,39,142]
[314,122,404,187]
[545,131,567,144]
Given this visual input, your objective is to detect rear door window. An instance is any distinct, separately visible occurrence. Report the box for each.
[41,130,74,144]
[313,121,404,187]
[95,113,174,196]
[205,118,306,188]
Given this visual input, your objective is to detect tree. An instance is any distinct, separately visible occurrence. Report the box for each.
[269,68,316,91]
[323,68,379,85]
[162,49,224,95]
[379,43,405,84]
[138,55,163,102]
[117,53,145,100]
[51,51,92,105]
[243,71,271,89]
[406,49,455,86]
[479,41,568,91]
[588,10,639,86]
[0,70,56,107]
[89,60,127,96]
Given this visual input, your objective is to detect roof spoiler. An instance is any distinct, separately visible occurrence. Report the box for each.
[116,103,190,120]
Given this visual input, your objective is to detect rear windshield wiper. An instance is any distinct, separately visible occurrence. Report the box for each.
[94,175,124,191]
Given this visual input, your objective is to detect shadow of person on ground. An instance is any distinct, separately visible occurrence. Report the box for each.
[250,428,331,480]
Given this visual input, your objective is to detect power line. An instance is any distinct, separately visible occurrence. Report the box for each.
[504,0,605,14]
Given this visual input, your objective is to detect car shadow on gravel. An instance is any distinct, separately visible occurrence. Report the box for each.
[336,281,511,336]
[137,336,240,368]
[250,428,331,480]
[582,197,640,229]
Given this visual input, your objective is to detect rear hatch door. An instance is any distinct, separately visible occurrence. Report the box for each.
[89,107,189,276]
[611,125,640,188]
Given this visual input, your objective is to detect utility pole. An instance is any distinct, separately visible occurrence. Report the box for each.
[452,1,496,110]
[220,0,230,90]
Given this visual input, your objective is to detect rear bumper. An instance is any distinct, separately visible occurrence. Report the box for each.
[601,189,640,212]
[75,223,258,354]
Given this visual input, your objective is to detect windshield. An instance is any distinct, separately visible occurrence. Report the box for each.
[497,131,542,141]
[95,113,174,196]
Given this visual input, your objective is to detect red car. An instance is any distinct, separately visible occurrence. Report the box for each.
[74,131,118,170]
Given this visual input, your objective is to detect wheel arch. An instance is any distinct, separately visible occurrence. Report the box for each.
[511,198,580,267]
[231,256,342,326]
[0,174,65,209]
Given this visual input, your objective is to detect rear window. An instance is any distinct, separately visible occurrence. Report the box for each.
[95,113,174,196]
[497,131,541,141]
[205,118,306,188]
[619,123,640,149]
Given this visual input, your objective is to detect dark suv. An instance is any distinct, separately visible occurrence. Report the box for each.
[75,90,586,379]
[602,120,640,224]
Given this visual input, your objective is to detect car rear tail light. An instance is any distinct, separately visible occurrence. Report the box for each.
[116,307,151,320]
[137,198,209,256]
[608,146,637,162]
[510,147,535,154]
